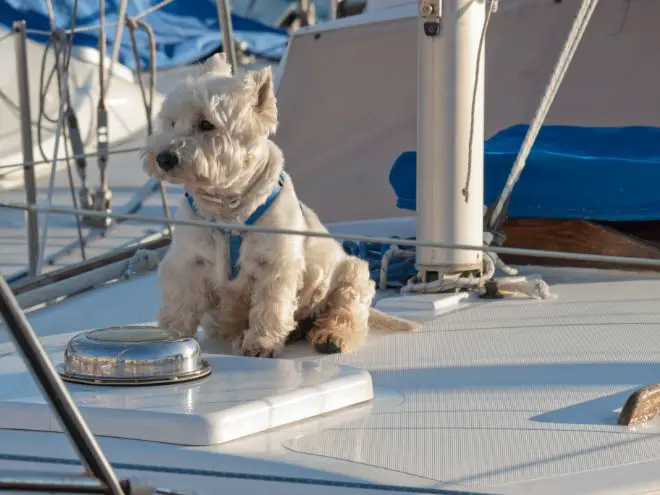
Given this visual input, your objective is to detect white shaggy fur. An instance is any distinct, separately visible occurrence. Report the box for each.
[143,53,419,357]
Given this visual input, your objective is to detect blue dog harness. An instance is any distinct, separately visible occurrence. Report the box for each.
[185,173,286,280]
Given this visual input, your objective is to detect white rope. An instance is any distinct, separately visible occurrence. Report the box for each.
[3,199,660,270]
[373,236,547,299]
[490,250,518,276]
[395,233,555,300]
[106,0,129,95]
[34,1,87,264]
[488,0,600,229]
[34,0,83,272]
[379,245,414,290]
[16,0,173,270]
[497,275,555,299]
[36,35,71,275]
[401,272,555,299]
[122,248,161,278]
[463,0,497,202]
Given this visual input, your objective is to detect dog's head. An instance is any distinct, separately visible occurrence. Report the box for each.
[143,53,278,193]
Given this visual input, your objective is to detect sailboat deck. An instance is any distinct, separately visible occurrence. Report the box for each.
[1,264,660,494]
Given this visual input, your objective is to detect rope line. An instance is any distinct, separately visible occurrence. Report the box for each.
[126,16,172,236]
[106,0,129,95]
[487,0,600,229]
[34,0,85,274]
[463,0,496,203]
[10,0,177,271]
[35,33,75,275]
[36,25,87,262]
[2,200,660,270]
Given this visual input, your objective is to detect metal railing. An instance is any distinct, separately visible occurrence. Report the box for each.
[3,0,239,282]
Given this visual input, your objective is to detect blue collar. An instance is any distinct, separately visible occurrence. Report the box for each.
[185,173,286,280]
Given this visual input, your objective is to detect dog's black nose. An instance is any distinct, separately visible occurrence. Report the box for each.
[156,150,179,171]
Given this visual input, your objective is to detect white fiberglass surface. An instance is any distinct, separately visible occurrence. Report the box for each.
[286,276,660,486]
[2,253,660,489]
[0,349,373,446]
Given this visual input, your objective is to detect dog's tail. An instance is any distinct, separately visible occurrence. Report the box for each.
[368,307,421,332]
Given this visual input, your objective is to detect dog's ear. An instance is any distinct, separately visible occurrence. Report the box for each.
[246,66,277,135]
[200,53,232,77]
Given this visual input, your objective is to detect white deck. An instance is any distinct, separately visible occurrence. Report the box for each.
[2,263,660,495]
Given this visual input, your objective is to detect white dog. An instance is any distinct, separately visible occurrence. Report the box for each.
[143,53,419,357]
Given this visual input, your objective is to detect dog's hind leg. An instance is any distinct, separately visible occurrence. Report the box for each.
[309,257,375,354]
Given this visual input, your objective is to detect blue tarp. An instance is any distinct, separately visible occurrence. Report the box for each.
[390,125,660,222]
[0,0,289,70]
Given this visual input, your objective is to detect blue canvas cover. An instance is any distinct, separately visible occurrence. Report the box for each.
[390,125,660,221]
[0,0,289,70]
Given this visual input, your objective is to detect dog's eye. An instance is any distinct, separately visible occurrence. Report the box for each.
[199,119,215,132]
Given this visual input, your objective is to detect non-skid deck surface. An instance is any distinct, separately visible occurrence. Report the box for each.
[4,266,660,488]
[286,278,660,486]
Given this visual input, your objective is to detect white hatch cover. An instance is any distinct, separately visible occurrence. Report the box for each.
[0,340,373,446]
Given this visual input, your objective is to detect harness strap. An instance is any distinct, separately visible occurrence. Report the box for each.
[185,173,286,280]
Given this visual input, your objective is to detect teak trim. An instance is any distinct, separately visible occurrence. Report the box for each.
[618,384,660,426]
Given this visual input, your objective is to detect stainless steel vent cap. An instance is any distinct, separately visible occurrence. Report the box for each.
[56,325,211,386]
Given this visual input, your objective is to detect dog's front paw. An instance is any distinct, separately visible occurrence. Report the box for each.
[308,325,365,354]
[309,327,345,354]
[232,330,283,358]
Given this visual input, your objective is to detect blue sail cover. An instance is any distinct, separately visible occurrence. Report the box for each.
[390,125,660,221]
[0,0,289,70]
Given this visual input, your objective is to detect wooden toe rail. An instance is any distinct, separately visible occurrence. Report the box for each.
[618,384,660,426]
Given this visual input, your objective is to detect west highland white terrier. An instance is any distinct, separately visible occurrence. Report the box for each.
[143,53,419,357]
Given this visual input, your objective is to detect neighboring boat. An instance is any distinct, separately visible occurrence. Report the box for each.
[0,0,290,190]
[0,0,291,283]
[0,24,149,190]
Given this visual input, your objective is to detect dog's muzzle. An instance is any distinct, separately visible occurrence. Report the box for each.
[156,150,179,171]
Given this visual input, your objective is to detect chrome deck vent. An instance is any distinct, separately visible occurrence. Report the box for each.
[56,326,211,386]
